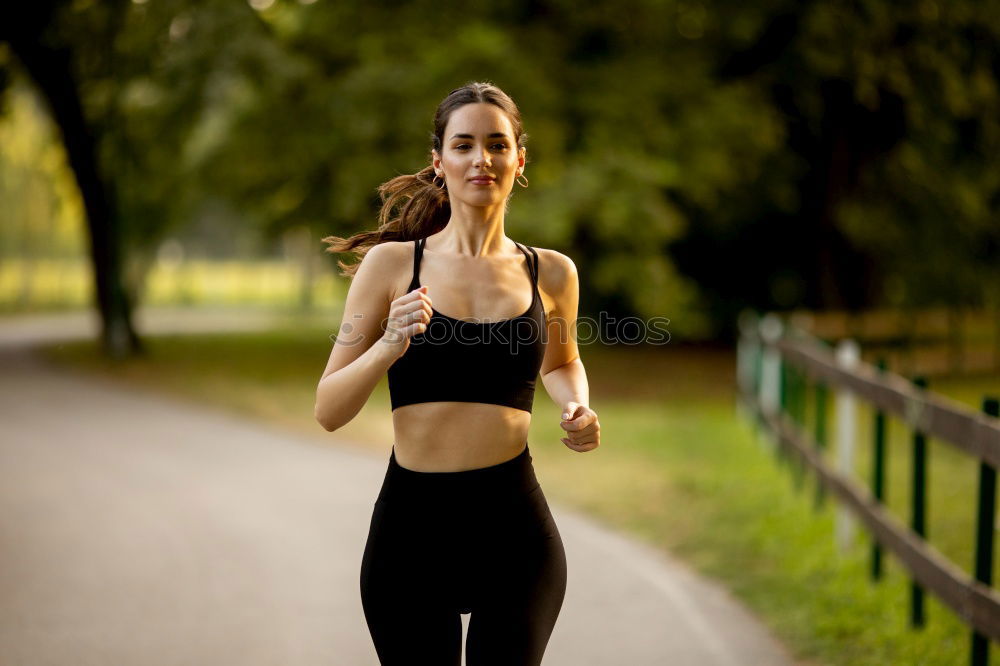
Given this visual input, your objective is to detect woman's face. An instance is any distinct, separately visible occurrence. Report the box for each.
[433,103,525,207]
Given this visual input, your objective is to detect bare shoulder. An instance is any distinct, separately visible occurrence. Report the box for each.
[350,240,415,299]
[354,240,410,276]
[526,246,578,322]
[532,246,578,296]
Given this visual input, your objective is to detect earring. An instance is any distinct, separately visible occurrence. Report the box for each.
[432,173,446,189]
[516,173,529,188]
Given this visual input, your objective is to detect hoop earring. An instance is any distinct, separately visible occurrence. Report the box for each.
[516,173,529,188]
[432,173,446,190]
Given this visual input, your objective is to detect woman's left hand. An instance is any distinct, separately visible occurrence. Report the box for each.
[559,401,600,452]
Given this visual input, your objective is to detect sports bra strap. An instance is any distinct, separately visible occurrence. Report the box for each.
[408,237,425,291]
[527,245,539,286]
[514,242,539,287]
[412,237,537,291]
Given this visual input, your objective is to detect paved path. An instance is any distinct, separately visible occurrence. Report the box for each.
[0,310,796,665]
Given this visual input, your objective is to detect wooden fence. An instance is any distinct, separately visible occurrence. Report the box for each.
[788,306,1000,377]
[737,310,1000,666]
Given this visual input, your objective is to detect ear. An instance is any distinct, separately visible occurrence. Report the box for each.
[518,146,526,170]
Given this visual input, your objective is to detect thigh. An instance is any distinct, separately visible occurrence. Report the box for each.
[465,488,568,666]
[360,499,463,666]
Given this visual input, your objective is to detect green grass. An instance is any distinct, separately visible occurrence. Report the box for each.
[40,329,1000,665]
[790,371,1000,587]
[0,259,346,313]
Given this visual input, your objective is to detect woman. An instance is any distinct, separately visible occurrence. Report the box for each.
[315,81,601,666]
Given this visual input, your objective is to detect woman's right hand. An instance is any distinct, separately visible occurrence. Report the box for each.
[380,285,433,360]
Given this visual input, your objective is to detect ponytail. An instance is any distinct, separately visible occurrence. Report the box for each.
[322,80,525,278]
[321,164,450,277]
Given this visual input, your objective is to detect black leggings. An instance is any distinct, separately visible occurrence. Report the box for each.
[360,443,567,665]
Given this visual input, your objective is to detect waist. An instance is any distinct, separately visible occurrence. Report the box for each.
[392,402,531,461]
[377,443,540,505]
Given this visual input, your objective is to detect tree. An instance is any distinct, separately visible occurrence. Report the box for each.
[1,0,138,357]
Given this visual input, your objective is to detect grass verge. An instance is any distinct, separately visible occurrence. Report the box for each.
[40,328,1000,665]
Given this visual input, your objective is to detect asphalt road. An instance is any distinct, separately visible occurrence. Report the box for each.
[0,309,796,665]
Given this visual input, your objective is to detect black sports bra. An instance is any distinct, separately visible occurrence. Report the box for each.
[386,237,547,413]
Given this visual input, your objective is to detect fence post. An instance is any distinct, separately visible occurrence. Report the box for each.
[793,328,811,491]
[835,339,860,553]
[760,314,784,454]
[752,331,766,445]
[971,396,1000,666]
[814,381,828,510]
[736,310,759,422]
[871,357,888,581]
[791,360,807,491]
[778,359,789,466]
[911,375,928,628]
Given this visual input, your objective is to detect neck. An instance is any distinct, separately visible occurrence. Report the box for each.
[429,203,511,257]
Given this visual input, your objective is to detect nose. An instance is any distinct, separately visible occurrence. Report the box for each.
[474,147,491,167]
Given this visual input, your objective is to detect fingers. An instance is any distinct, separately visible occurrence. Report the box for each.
[397,299,432,323]
[560,430,598,444]
[560,427,599,445]
[396,287,432,310]
[560,407,600,452]
[396,313,429,339]
[560,412,596,432]
[561,436,599,452]
[387,308,426,330]
[404,321,427,337]
[391,286,432,310]
[389,288,433,339]
[407,284,432,303]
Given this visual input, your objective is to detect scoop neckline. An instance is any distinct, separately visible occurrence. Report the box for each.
[429,293,537,326]
[413,238,543,326]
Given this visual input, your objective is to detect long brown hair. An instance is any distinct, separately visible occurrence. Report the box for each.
[321,80,529,277]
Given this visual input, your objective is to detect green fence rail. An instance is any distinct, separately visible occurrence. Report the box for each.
[737,310,1000,666]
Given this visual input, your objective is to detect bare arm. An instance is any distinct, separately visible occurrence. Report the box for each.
[539,251,589,408]
[538,251,600,452]
[314,243,433,432]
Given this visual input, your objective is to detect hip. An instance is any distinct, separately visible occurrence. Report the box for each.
[376,442,541,508]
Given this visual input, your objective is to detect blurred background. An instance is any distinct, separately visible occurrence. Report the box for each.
[1,0,999,664]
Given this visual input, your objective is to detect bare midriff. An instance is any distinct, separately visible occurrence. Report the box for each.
[391,401,532,472]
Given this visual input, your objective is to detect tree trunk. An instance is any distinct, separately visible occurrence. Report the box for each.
[4,1,142,358]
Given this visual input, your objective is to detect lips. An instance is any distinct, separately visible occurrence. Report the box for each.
[468,175,496,183]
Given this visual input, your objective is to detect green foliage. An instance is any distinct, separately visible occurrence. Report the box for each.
[4,0,998,336]
[793,0,1000,307]
[0,75,84,260]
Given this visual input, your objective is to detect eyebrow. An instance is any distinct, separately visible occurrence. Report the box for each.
[449,132,510,140]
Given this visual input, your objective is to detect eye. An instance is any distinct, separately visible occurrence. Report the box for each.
[453,143,509,151]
